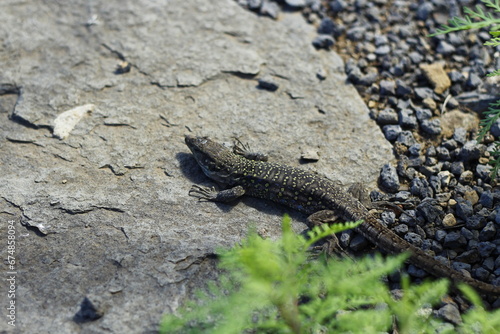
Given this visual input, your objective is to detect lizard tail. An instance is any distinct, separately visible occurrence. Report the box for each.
[360,216,500,296]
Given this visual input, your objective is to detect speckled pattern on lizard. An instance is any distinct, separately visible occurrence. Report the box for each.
[185,135,500,296]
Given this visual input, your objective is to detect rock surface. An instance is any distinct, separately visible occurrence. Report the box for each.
[0,0,392,332]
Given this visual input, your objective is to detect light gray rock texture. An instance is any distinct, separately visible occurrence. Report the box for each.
[0,0,393,332]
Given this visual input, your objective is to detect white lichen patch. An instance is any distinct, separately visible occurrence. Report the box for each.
[53,104,95,139]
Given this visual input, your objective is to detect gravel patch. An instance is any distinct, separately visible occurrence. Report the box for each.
[237,0,500,310]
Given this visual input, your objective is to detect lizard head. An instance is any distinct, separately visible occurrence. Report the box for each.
[185,135,236,184]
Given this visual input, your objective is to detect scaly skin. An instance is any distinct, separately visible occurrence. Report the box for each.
[185,135,500,296]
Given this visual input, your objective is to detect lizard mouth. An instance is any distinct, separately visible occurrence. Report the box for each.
[185,135,209,150]
[184,134,198,148]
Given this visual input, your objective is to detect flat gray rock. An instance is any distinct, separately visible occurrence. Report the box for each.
[0,0,392,332]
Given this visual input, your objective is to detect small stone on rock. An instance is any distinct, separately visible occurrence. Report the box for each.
[257,77,279,91]
[300,149,320,162]
[453,127,467,145]
[312,35,335,49]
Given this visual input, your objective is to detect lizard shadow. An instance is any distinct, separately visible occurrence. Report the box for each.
[177,151,308,222]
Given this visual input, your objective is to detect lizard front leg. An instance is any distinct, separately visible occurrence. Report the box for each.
[189,184,246,202]
[233,138,268,162]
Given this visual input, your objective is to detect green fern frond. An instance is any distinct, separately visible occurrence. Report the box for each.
[476,100,500,142]
[303,220,362,248]
[429,1,500,36]
[487,142,500,179]
[484,36,500,45]
[486,68,500,76]
[483,0,500,12]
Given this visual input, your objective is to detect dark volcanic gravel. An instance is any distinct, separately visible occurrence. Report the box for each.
[237,0,500,311]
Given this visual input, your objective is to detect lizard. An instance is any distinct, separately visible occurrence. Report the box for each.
[184,135,500,296]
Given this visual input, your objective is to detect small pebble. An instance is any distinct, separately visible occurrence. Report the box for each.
[459,141,484,161]
[375,45,391,56]
[378,108,398,124]
[312,35,335,49]
[415,2,433,20]
[444,231,467,248]
[435,304,462,326]
[383,125,402,141]
[414,87,434,100]
[479,190,494,208]
[317,17,336,35]
[466,72,483,89]
[448,70,466,83]
[259,1,280,19]
[300,149,320,162]
[396,80,412,96]
[478,241,496,257]
[398,109,418,128]
[489,118,500,137]
[419,63,451,94]
[422,98,437,110]
[379,163,400,193]
[455,198,473,219]
[421,119,442,135]
[453,127,467,145]
[257,77,279,91]
[436,40,456,55]
[379,80,395,96]
[347,26,366,41]
[404,232,422,246]
[396,131,417,146]
[415,108,432,121]
[479,221,496,241]
[442,213,457,227]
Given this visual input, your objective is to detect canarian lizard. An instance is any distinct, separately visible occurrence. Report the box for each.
[185,135,500,296]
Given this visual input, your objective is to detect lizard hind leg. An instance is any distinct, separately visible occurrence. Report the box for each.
[307,210,352,260]
[347,182,372,208]
[307,210,342,227]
